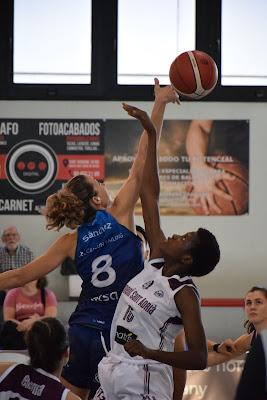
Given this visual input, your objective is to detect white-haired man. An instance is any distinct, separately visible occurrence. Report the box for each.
[0,226,34,319]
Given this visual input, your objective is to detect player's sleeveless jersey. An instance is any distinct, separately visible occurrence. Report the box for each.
[110,258,199,360]
[69,210,143,329]
[0,364,69,400]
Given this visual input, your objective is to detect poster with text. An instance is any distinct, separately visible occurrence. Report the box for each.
[105,119,249,216]
[182,355,245,399]
[0,119,104,214]
[0,118,249,216]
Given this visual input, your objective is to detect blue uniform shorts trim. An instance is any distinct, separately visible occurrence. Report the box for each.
[62,324,110,396]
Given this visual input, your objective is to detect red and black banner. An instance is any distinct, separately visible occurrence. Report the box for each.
[0,119,104,214]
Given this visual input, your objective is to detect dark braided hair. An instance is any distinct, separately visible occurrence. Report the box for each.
[188,228,220,277]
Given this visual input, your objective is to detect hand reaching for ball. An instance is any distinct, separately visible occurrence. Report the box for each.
[154,77,180,105]
[122,103,156,137]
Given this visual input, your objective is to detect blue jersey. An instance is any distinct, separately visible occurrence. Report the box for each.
[69,210,144,329]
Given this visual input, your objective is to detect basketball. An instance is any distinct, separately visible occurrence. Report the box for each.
[169,50,218,99]
[190,158,249,215]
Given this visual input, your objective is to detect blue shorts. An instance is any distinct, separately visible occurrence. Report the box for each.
[61,324,110,396]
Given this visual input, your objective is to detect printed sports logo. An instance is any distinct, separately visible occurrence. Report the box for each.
[142,280,154,289]
[115,325,137,345]
[91,291,118,302]
[94,373,99,383]
[82,222,112,242]
[154,290,164,298]
[94,387,106,400]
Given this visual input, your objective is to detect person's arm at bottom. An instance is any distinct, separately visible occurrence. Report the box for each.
[3,307,20,326]
[0,363,13,374]
[0,233,75,291]
[124,287,207,370]
[173,331,187,400]
[66,391,82,400]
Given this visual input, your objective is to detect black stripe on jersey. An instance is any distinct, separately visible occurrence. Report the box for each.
[167,316,183,325]
[168,277,194,290]
[168,278,200,302]
[148,258,165,269]
[143,364,149,394]
[159,316,183,350]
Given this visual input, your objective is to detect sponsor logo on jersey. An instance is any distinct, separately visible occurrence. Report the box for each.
[82,222,112,242]
[21,375,45,396]
[115,325,137,345]
[91,291,119,302]
[142,280,154,289]
[154,290,164,297]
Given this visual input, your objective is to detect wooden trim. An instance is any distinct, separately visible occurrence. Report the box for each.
[201,298,244,307]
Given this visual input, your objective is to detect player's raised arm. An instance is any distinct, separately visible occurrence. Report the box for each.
[109,79,177,232]
[0,233,75,290]
[139,115,165,258]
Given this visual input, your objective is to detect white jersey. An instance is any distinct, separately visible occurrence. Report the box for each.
[110,258,199,361]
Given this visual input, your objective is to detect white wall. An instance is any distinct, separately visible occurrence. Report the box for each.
[0,100,266,301]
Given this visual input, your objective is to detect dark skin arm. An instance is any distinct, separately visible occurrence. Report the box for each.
[124,286,207,370]
[110,79,177,232]
[124,105,207,371]
[124,79,179,248]
[173,332,187,400]
[138,97,166,258]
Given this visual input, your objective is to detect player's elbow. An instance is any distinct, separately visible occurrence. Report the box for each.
[13,268,27,287]
[2,267,24,290]
[187,348,207,370]
[196,350,208,370]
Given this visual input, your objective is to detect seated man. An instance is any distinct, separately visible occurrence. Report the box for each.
[0,226,34,321]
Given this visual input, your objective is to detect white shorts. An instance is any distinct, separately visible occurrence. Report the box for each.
[94,354,173,400]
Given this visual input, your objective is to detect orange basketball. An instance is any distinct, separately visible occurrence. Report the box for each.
[190,158,249,215]
[169,50,218,99]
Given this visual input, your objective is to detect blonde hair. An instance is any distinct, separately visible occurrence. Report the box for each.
[44,175,96,230]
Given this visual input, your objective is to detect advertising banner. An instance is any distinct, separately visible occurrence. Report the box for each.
[105,119,249,216]
[183,355,245,400]
[0,119,104,214]
[0,118,249,216]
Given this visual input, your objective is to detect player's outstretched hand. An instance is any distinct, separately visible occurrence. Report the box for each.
[124,339,150,359]
[122,103,156,136]
[154,77,180,105]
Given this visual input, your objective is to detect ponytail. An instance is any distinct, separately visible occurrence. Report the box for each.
[44,175,97,230]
